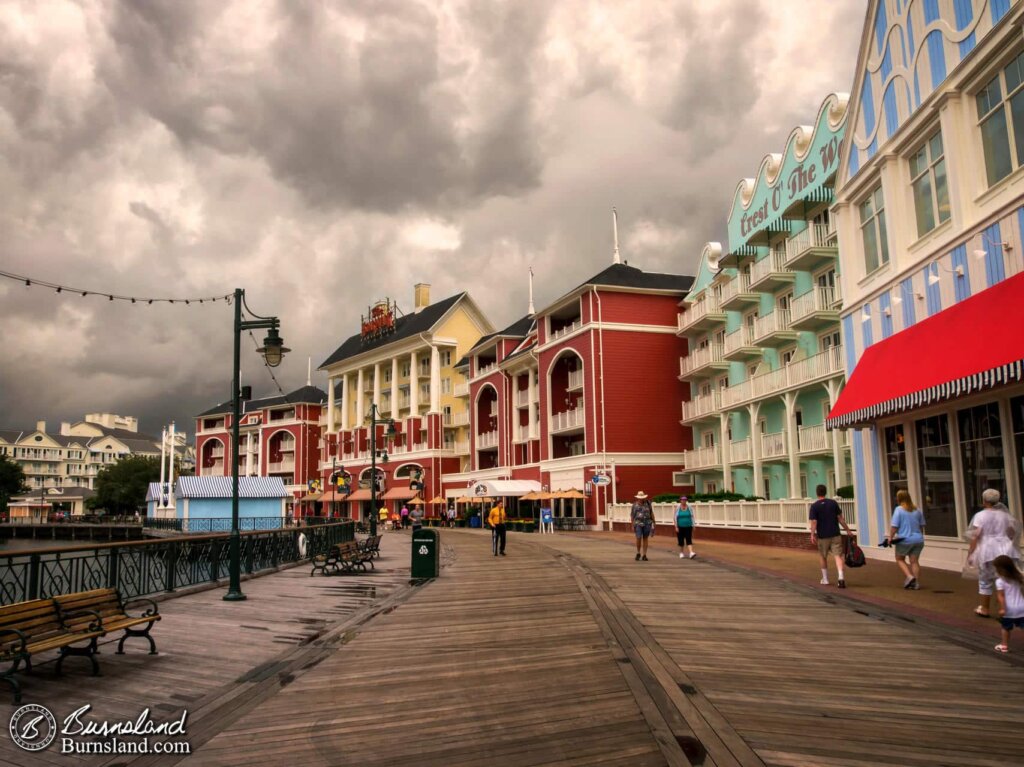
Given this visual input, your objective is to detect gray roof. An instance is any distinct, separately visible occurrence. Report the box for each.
[174,476,290,499]
[573,263,694,293]
[319,292,466,368]
[0,430,24,443]
[197,385,328,418]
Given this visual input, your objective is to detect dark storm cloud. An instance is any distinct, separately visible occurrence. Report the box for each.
[0,0,864,436]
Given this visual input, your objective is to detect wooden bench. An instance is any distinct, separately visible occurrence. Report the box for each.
[54,588,161,656]
[0,598,105,703]
[310,541,373,576]
[359,535,382,560]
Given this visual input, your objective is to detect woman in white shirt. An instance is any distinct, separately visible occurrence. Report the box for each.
[967,489,1021,618]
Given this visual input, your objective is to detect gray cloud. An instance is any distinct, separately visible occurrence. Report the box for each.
[0,0,863,436]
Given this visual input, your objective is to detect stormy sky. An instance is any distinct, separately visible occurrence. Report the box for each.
[0,0,863,439]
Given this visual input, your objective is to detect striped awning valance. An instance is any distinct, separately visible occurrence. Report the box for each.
[827,271,1024,429]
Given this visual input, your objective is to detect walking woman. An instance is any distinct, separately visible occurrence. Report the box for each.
[888,490,925,589]
[967,489,1022,618]
[630,491,654,561]
[675,496,696,559]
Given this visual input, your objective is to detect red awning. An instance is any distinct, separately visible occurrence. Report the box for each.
[346,489,373,502]
[382,487,419,500]
[827,270,1024,429]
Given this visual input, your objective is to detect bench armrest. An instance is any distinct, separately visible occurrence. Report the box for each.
[0,628,28,657]
[122,597,160,618]
[59,608,104,633]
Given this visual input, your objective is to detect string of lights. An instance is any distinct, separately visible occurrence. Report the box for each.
[0,269,234,305]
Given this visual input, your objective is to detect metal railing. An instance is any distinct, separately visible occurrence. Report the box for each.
[144,516,306,534]
[0,521,354,605]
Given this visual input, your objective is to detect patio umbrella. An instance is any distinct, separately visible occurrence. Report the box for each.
[455,496,473,504]
[408,497,425,506]
[428,496,447,504]
[557,489,586,499]
[520,491,539,501]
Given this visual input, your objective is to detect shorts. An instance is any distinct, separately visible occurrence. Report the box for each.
[894,542,924,558]
[634,524,652,539]
[979,577,995,596]
[676,527,693,546]
[1000,616,1024,631]
[816,535,843,558]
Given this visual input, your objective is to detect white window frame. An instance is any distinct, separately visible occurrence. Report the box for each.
[909,128,950,236]
[858,183,890,275]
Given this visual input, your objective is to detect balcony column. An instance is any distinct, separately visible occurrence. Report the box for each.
[327,375,336,433]
[528,367,539,439]
[430,346,441,413]
[391,357,400,413]
[783,391,801,499]
[826,379,847,489]
[719,412,731,493]
[340,375,350,431]
[372,362,382,411]
[356,368,365,428]
[748,401,762,499]
[410,351,419,413]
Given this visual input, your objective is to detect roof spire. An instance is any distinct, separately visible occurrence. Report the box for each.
[612,208,621,264]
[307,357,312,387]
[528,266,535,316]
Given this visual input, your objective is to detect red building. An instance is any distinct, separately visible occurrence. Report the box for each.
[194,385,329,517]
[444,262,695,525]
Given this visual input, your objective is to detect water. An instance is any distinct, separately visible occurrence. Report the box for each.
[0,537,83,555]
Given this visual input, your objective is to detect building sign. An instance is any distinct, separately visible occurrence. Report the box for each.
[473,482,489,497]
[361,300,397,342]
[727,93,847,251]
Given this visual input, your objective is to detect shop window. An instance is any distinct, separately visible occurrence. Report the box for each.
[976,50,1024,186]
[909,130,951,236]
[915,415,958,537]
[1012,396,1024,510]
[859,185,890,274]
[884,424,908,511]
[958,402,1007,515]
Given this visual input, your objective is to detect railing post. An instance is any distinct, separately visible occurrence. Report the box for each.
[165,542,177,592]
[210,540,221,582]
[271,532,280,569]
[28,554,40,601]
[108,546,120,591]
[244,535,254,574]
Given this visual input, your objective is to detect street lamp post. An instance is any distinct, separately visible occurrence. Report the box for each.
[225,287,290,602]
[366,404,396,537]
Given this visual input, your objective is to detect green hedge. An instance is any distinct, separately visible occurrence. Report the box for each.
[836,485,854,499]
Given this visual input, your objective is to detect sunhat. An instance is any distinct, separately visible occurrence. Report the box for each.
[679,495,688,501]
[635,491,648,499]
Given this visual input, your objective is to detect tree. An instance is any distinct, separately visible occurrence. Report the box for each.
[0,454,28,516]
[90,456,161,516]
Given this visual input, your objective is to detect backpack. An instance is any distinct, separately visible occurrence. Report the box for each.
[844,536,866,568]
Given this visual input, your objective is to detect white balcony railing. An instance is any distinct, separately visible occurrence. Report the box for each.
[761,431,788,459]
[454,439,470,455]
[209,447,225,459]
[514,424,531,443]
[784,222,836,264]
[454,382,469,397]
[550,319,582,342]
[444,411,470,427]
[723,326,756,355]
[551,409,585,432]
[567,369,584,391]
[605,499,856,532]
[268,459,295,473]
[720,379,751,408]
[749,249,788,286]
[790,286,840,323]
[476,430,499,449]
[797,424,832,453]
[477,362,497,377]
[679,343,725,377]
[681,390,721,422]
[719,274,752,303]
[753,309,793,342]
[787,345,844,387]
[398,394,411,409]
[678,294,723,331]
[729,437,752,463]
[682,444,721,470]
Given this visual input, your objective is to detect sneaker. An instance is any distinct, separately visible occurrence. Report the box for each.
[838,579,846,589]
[642,555,648,561]
[911,580,920,590]
[635,553,641,561]
[689,552,697,559]
[679,553,685,558]
[500,552,506,556]
[903,576,914,589]
[820,577,829,585]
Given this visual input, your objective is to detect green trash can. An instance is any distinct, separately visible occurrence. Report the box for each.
[411,528,440,579]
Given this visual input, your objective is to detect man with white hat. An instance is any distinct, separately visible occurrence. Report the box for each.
[630,491,655,561]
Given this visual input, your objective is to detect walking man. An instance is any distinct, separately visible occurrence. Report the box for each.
[809,484,854,588]
[631,491,654,561]
[489,500,507,556]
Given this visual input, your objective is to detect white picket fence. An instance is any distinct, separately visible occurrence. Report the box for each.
[605,499,856,532]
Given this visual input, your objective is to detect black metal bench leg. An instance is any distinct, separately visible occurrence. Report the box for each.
[117,625,158,656]
[56,638,100,677]
[1,673,22,704]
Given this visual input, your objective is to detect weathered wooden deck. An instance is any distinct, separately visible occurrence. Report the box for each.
[4,530,1023,766]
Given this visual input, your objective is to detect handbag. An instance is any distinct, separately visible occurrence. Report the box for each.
[844,536,866,568]
[961,553,980,580]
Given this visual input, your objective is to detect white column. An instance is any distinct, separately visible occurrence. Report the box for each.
[719,413,731,493]
[827,380,847,489]
[749,402,762,499]
[357,369,366,428]
[410,351,419,413]
[784,392,800,499]
[430,346,441,413]
[168,422,176,491]
[159,427,167,505]
[340,375,350,431]
[373,362,382,409]
[327,376,336,433]
[391,357,400,413]
[528,367,538,439]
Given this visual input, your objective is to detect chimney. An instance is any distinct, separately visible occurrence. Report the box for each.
[414,283,431,313]
[60,422,71,436]
[36,420,46,434]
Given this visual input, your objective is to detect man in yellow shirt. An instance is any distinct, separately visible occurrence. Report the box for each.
[488,500,507,556]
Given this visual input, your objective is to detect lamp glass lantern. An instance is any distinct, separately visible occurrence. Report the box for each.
[257,328,290,367]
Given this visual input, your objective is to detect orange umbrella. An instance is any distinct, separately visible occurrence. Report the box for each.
[408,497,425,506]
[428,496,447,504]
[556,489,586,499]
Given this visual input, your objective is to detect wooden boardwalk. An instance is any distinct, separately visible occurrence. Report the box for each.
[3,530,1023,766]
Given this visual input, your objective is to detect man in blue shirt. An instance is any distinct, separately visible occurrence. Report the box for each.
[809,484,853,588]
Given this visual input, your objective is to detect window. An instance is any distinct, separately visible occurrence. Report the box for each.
[883,425,908,512]
[778,292,792,313]
[384,368,392,383]
[1012,396,1024,508]
[819,330,841,352]
[441,377,452,395]
[440,350,452,367]
[976,51,1024,186]
[915,415,957,536]
[910,130,950,236]
[400,362,410,378]
[859,185,890,273]
[699,382,712,397]
[958,402,1006,516]
[702,431,715,448]
[717,376,729,391]
[705,481,718,494]
[781,347,797,366]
